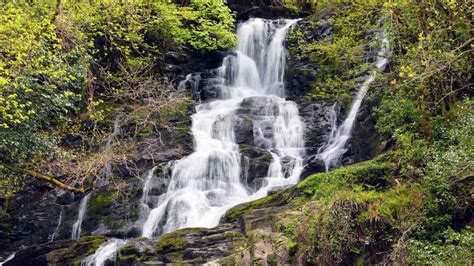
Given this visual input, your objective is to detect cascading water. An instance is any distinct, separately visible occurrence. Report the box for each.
[81,167,162,266]
[318,30,389,171]
[71,193,91,240]
[142,18,304,238]
[81,239,127,266]
[140,166,158,214]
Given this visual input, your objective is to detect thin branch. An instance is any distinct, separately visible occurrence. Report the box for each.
[3,164,84,193]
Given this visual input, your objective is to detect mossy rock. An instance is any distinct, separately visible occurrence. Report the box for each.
[88,190,117,215]
[224,158,394,222]
[154,227,205,253]
[47,235,107,265]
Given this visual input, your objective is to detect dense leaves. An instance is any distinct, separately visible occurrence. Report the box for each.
[0,0,236,195]
[0,0,236,163]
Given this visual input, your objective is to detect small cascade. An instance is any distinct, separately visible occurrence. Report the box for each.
[140,166,158,217]
[142,18,304,238]
[318,30,390,171]
[50,206,64,242]
[0,253,15,266]
[71,193,91,240]
[81,239,127,266]
[83,167,161,265]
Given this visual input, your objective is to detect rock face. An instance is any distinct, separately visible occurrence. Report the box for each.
[240,145,273,189]
[285,17,334,99]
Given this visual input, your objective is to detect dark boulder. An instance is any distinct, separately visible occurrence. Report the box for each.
[240,145,273,189]
[298,100,338,155]
[233,116,254,145]
[301,155,327,179]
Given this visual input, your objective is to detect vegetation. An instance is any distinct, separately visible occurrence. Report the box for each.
[0,0,236,196]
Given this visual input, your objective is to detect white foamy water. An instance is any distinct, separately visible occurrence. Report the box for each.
[71,193,91,240]
[142,18,304,238]
[318,30,390,171]
[0,253,15,266]
[81,238,127,266]
[140,166,158,215]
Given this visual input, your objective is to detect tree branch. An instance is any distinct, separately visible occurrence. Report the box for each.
[3,164,84,193]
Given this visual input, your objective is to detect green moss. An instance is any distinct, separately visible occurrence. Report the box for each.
[138,124,154,138]
[224,159,394,223]
[297,159,394,200]
[155,227,205,252]
[164,252,184,262]
[48,235,107,264]
[88,190,117,214]
[223,193,278,221]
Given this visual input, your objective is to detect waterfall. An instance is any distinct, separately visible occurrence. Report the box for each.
[50,206,64,242]
[142,18,304,238]
[318,30,390,171]
[81,239,127,266]
[71,193,91,240]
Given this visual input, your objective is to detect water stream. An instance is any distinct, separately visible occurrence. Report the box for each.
[50,206,64,242]
[142,18,304,238]
[81,239,127,266]
[71,193,91,240]
[318,31,389,171]
[140,166,158,217]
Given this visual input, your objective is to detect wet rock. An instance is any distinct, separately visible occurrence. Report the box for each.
[298,100,337,155]
[116,224,244,264]
[345,89,384,163]
[1,182,65,255]
[233,116,254,145]
[3,235,106,266]
[238,96,280,116]
[240,145,273,189]
[301,155,327,179]
[55,191,74,206]
[280,156,297,178]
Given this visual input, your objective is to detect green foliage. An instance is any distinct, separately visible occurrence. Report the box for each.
[282,218,300,236]
[0,3,82,129]
[407,228,474,264]
[413,99,474,240]
[374,0,473,244]
[180,0,237,51]
[287,2,381,101]
[0,3,86,165]
[0,0,237,185]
